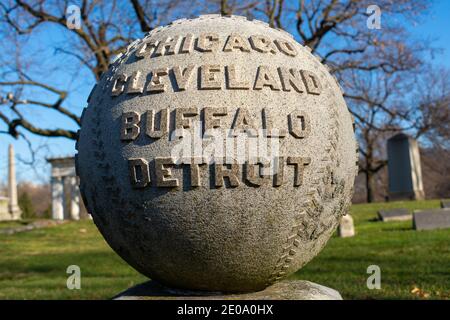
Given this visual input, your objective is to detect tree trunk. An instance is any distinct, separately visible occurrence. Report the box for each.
[365,170,375,203]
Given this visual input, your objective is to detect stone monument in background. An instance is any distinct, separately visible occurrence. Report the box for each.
[413,208,450,231]
[76,15,358,299]
[337,214,355,238]
[387,133,425,201]
[8,144,21,219]
[47,157,87,220]
[0,144,22,221]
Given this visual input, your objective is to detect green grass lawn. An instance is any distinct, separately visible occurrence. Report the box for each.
[0,220,33,230]
[0,200,448,299]
[292,199,450,299]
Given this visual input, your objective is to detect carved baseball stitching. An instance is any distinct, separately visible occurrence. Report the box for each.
[267,104,341,285]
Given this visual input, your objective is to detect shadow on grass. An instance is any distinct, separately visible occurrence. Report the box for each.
[381,226,412,231]
[0,249,134,280]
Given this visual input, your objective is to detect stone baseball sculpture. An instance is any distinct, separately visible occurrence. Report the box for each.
[76,15,358,292]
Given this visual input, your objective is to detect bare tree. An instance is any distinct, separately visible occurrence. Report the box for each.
[253,0,449,202]
[0,0,192,139]
[199,0,447,202]
[1,0,448,202]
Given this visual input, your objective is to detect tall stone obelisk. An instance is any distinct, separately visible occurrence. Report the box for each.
[8,144,21,220]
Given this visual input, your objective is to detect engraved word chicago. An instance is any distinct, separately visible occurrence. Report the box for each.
[111,33,322,95]
[112,32,324,190]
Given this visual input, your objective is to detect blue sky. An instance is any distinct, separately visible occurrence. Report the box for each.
[0,1,449,186]
[414,0,450,67]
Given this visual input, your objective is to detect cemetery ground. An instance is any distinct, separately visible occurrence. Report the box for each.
[0,200,448,300]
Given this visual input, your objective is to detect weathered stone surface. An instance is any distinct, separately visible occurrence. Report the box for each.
[76,15,357,292]
[378,208,411,222]
[441,200,450,209]
[413,208,450,231]
[337,214,355,237]
[114,280,342,300]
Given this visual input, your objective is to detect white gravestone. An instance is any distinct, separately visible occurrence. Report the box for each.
[338,214,355,237]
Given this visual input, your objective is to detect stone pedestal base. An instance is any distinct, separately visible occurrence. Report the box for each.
[113,280,342,300]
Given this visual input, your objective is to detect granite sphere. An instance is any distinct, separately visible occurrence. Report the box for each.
[76,15,358,292]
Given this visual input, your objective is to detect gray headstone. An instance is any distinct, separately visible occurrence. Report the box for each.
[441,199,450,209]
[413,208,450,231]
[76,15,357,292]
[337,214,355,237]
[387,133,425,201]
[114,280,342,300]
[377,208,411,222]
